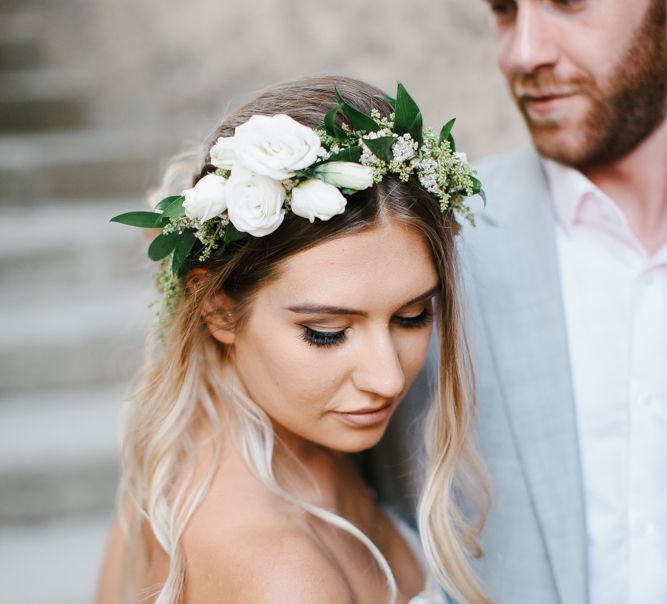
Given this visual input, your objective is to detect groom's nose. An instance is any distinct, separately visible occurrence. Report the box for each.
[500,2,560,76]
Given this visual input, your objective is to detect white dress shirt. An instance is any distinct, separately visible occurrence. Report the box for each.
[544,160,667,604]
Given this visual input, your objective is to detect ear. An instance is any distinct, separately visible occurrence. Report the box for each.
[187,268,237,345]
[202,291,237,345]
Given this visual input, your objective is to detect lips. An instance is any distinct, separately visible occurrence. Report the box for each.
[333,401,395,428]
[517,89,578,115]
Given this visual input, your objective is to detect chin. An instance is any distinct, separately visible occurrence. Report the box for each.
[529,125,593,166]
[327,425,390,454]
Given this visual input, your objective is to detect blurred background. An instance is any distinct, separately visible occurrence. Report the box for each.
[0,0,527,602]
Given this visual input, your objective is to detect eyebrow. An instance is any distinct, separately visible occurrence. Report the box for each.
[285,284,440,317]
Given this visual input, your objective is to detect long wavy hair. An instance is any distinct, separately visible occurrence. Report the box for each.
[118,75,489,603]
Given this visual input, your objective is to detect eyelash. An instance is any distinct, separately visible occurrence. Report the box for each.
[300,308,434,349]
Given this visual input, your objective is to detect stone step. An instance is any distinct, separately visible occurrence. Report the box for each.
[0,69,90,132]
[0,7,45,39]
[0,38,43,70]
[0,96,88,132]
[0,386,122,523]
[0,511,111,604]
[0,283,154,394]
[0,129,162,201]
[0,197,154,304]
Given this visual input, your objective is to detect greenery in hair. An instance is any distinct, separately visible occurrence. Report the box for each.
[111,82,485,322]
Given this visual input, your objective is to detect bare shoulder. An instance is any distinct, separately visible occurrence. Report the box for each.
[183,516,353,603]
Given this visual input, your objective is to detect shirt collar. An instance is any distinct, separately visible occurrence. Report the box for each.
[542,159,667,262]
[543,159,633,237]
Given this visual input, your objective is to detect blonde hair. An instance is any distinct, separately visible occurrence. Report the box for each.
[117,75,489,603]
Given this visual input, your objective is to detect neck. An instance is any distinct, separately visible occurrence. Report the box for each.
[581,115,667,254]
[273,434,351,511]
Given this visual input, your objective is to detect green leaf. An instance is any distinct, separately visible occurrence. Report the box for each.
[335,88,381,132]
[406,111,423,146]
[224,223,247,244]
[161,195,186,220]
[362,136,395,162]
[326,146,363,163]
[110,211,164,228]
[393,82,421,137]
[471,176,487,206]
[156,195,183,212]
[171,230,197,275]
[324,104,346,139]
[448,133,456,153]
[148,231,179,261]
[172,256,191,278]
[439,118,456,145]
[375,93,396,109]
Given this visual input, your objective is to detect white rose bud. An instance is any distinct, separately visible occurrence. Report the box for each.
[226,164,286,237]
[234,114,322,180]
[312,161,374,191]
[290,178,347,224]
[182,173,228,223]
[210,136,237,169]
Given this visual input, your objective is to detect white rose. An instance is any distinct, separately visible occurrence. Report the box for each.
[312,161,374,191]
[210,136,237,169]
[234,114,322,180]
[226,164,286,236]
[290,178,347,223]
[182,173,228,223]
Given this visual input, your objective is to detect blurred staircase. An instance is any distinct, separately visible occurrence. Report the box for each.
[0,2,159,602]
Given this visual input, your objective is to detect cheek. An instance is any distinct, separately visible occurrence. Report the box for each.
[398,326,433,387]
[235,320,346,412]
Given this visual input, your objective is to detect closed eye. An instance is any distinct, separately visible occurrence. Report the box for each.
[394,308,433,329]
[301,326,347,348]
[300,306,434,348]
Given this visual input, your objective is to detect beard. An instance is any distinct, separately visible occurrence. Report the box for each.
[512,0,667,168]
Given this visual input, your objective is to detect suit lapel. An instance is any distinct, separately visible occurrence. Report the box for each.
[468,147,588,604]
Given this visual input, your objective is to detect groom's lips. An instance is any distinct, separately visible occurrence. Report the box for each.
[519,90,578,115]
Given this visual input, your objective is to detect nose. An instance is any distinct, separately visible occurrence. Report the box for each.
[352,328,406,401]
[502,3,560,75]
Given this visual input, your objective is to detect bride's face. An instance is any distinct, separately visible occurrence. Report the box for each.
[225,219,438,453]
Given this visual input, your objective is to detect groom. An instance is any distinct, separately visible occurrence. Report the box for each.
[371,0,667,602]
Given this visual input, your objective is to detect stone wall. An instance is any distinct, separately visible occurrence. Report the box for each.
[87,0,527,160]
[0,1,527,602]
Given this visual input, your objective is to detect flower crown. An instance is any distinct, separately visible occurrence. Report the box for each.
[112,83,484,315]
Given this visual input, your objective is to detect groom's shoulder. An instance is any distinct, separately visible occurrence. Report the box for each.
[464,144,548,234]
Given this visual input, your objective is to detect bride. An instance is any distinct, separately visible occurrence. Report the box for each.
[95,76,489,603]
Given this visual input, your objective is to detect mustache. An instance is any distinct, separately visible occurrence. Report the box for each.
[512,73,590,98]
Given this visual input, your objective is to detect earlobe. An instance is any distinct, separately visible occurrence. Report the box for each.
[186,269,237,345]
[202,292,237,345]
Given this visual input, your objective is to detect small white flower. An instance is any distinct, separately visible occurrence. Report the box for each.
[234,114,322,180]
[225,164,286,237]
[454,151,468,164]
[313,161,373,191]
[290,178,347,223]
[182,173,228,223]
[391,134,418,163]
[210,136,237,169]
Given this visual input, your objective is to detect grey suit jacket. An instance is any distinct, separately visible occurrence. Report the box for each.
[368,146,589,604]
